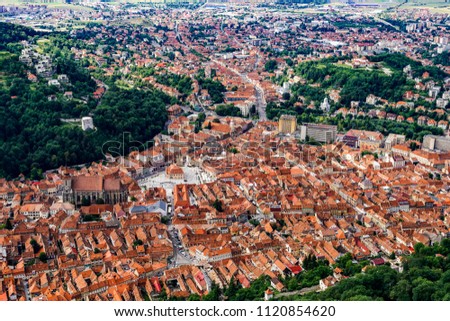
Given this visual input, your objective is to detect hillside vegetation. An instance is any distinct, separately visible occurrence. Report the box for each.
[0,22,172,179]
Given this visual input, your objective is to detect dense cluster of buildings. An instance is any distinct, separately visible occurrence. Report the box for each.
[1,1,450,301]
[4,2,450,124]
[2,115,450,300]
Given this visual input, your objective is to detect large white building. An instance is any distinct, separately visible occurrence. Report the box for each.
[300,123,337,143]
[81,117,95,131]
[20,203,49,220]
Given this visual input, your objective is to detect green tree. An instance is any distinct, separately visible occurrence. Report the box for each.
[390,279,412,301]
[30,238,40,254]
[212,199,224,212]
[187,294,201,301]
[38,252,48,263]
[215,104,242,117]
[224,277,240,299]
[5,218,13,230]
[81,197,91,207]
[282,92,291,100]
[202,282,221,301]
[412,278,437,301]
[264,60,277,73]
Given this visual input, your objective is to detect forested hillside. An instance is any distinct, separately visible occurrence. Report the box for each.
[281,240,450,301]
[267,53,448,141]
[0,22,171,179]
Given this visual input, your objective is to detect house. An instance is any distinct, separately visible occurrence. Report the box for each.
[49,201,75,216]
[48,79,60,87]
[417,115,428,127]
[20,203,49,220]
[270,277,285,292]
[391,145,410,158]
[137,148,165,168]
[64,91,73,99]
[366,94,379,105]
[371,258,385,266]
[81,117,94,131]
[264,288,274,301]
[391,155,406,168]
[319,275,337,291]
[427,119,437,127]
[343,129,383,151]
[166,164,184,180]
[58,74,70,84]
[168,104,182,117]
[129,200,167,216]
[438,120,448,130]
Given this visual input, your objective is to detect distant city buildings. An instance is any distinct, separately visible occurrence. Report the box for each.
[2,1,450,302]
[1,115,450,301]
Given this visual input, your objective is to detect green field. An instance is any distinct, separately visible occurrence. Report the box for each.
[400,1,450,13]
[1,1,95,11]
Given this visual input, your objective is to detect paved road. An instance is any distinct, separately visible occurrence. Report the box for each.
[274,285,320,299]
[254,82,267,120]
[373,16,401,32]
[23,279,31,301]
[168,227,196,267]
[175,18,267,120]
[253,53,267,120]
[212,58,267,120]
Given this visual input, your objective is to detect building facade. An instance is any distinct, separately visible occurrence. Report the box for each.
[300,123,337,143]
[423,135,450,152]
[278,115,297,134]
[62,176,128,207]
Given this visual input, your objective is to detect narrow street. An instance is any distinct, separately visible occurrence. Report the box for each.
[254,82,267,121]
[175,19,267,120]
[212,58,267,120]
[168,226,196,268]
[22,279,31,301]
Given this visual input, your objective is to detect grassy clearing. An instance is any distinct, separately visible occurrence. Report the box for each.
[1,1,95,12]
[0,51,13,61]
[399,0,450,13]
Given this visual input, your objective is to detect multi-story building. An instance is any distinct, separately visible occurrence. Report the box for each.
[423,135,450,152]
[300,123,337,143]
[278,115,297,134]
[384,134,406,151]
[343,129,384,151]
[62,175,128,207]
